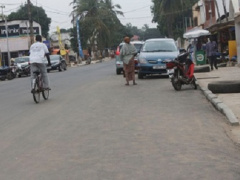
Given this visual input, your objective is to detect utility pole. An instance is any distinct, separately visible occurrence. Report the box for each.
[0,5,10,66]
[180,0,185,32]
[27,0,34,45]
[0,5,4,66]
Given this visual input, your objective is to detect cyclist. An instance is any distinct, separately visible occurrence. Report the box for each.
[29,35,51,93]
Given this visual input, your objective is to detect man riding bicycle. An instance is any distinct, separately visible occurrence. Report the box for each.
[29,35,51,93]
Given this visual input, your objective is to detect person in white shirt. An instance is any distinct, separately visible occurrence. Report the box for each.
[29,35,51,92]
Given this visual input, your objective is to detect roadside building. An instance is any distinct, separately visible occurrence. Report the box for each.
[206,0,236,58]
[234,0,240,63]
[50,32,77,64]
[185,0,238,63]
[0,20,41,65]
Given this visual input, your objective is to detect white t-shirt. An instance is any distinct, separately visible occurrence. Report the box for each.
[29,42,49,63]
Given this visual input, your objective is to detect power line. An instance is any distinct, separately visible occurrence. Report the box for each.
[119,16,152,20]
[123,5,151,14]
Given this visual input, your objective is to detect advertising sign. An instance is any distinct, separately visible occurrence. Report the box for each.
[76,19,84,58]
[0,25,40,37]
[20,27,40,35]
[0,24,20,37]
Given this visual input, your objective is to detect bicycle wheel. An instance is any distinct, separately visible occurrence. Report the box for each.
[33,79,40,103]
[42,89,49,100]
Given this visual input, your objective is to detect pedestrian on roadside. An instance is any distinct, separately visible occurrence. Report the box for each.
[29,35,51,93]
[205,36,218,70]
[120,37,137,86]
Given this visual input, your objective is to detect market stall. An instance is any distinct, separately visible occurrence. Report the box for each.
[183,27,211,65]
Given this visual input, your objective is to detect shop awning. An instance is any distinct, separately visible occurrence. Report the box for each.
[183,27,210,39]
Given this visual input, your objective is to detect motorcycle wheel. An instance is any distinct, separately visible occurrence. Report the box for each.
[6,72,14,80]
[0,76,6,81]
[171,75,182,91]
[191,76,197,90]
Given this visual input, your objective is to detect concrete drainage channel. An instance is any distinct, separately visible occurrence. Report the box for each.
[197,83,239,126]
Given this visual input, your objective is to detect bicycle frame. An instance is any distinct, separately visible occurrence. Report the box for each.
[32,71,49,103]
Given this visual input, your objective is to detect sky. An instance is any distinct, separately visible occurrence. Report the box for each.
[1,0,157,34]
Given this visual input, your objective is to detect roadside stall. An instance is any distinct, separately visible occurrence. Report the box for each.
[183,27,211,65]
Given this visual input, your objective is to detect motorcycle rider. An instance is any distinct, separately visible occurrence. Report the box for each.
[29,35,51,93]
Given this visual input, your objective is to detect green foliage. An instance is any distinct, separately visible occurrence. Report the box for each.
[8,3,51,38]
[124,23,163,41]
[71,0,127,51]
[152,0,198,39]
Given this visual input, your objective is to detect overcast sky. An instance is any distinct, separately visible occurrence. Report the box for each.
[1,0,157,33]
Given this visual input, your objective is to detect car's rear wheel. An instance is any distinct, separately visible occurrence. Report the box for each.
[63,62,67,70]
[138,72,144,79]
[116,69,121,75]
[59,63,63,71]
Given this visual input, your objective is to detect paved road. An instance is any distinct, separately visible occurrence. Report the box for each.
[0,60,240,180]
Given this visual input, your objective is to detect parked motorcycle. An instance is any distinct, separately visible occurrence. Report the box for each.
[0,66,16,81]
[16,63,30,77]
[86,56,92,65]
[166,52,197,91]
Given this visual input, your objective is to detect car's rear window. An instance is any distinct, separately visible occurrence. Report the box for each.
[142,40,177,52]
[50,55,60,61]
[15,57,29,63]
[119,43,143,52]
[133,44,143,52]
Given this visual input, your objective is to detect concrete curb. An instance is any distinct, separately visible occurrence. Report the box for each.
[70,57,112,67]
[196,79,239,126]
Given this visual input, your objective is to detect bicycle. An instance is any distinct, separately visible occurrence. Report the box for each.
[32,70,49,103]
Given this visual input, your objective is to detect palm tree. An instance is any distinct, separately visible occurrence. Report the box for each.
[71,0,123,52]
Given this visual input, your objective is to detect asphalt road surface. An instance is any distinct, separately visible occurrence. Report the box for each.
[0,60,240,180]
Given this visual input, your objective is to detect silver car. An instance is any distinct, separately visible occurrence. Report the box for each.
[115,41,144,75]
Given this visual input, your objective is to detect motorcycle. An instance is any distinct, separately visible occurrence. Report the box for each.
[0,66,16,81]
[15,63,30,77]
[85,55,92,65]
[166,52,197,91]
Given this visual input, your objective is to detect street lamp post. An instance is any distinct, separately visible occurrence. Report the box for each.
[5,17,11,66]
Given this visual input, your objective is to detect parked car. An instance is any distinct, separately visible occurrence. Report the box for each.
[14,56,30,77]
[137,38,179,79]
[115,41,144,75]
[45,55,67,73]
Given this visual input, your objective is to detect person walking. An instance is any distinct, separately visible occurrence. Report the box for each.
[120,37,137,86]
[29,35,51,93]
[206,36,218,70]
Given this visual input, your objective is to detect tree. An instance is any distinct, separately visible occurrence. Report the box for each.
[71,0,125,51]
[8,3,51,38]
[152,0,198,39]
[123,23,162,41]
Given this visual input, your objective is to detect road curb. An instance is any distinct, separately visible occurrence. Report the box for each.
[196,79,240,126]
[70,57,112,67]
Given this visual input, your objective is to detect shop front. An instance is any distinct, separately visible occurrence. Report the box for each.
[0,20,41,66]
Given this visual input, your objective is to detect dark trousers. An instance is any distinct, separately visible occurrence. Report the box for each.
[209,55,218,70]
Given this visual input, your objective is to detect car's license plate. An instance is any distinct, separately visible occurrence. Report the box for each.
[153,65,166,69]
